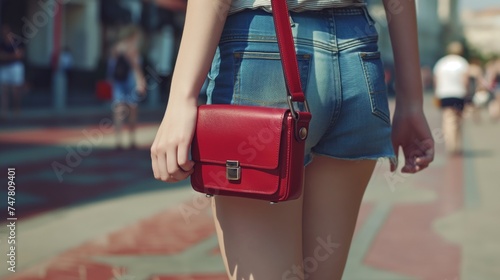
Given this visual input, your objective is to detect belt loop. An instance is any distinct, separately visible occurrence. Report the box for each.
[362,6,375,26]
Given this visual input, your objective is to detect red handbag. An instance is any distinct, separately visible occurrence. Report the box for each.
[96,80,112,101]
[190,0,311,203]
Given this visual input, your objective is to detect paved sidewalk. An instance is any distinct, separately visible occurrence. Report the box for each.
[0,96,499,280]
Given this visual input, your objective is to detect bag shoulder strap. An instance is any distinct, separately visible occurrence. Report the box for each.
[271,0,305,103]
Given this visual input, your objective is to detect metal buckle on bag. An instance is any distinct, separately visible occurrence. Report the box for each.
[287,95,310,120]
[226,160,241,181]
[287,96,310,140]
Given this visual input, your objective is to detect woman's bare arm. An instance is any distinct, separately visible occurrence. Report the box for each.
[151,0,232,182]
[382,0,434,173]
[383,0,423,110]
[169,0,231,104]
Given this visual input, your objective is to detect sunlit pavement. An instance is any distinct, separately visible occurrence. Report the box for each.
[0,95,499,280]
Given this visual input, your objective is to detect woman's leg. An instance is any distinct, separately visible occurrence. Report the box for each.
[442,107,461,154]
[302,156,376,280]
[489,92,500,121]
[212,194,304,280]
[113,103,128,149]
[128,104,138,148]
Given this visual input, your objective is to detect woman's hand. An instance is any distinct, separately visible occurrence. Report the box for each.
[150,0,230,182]
[391,106,434,173]
[151,96,198,182]
[381,0,434,173]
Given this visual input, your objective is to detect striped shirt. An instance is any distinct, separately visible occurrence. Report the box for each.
[229,0,366,14]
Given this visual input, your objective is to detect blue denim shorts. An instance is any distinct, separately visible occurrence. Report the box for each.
[206,7,396,165]
[112,73,140,107]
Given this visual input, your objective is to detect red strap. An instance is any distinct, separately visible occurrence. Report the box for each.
[271,0,305,102]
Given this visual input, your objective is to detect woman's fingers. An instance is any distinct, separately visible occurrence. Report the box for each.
[166,146,192,182]
[157,147,170,181]
[400,144,434,174]
[412,139,434,173]
[151,100,197,183]
[415,147,434,167]
[166,146,180,180]
[177,143,195,172]
[151,137,194,183]
[151,146,160,179]
[390,143,400,172]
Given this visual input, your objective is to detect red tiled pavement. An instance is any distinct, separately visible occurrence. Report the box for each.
[364,155,463,279]
[5,198,379,280]
[0,124,155,145]
[5,199,221,280]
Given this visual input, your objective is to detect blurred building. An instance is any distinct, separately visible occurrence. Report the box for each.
[1,0,101,88]
[1,0,468,107]
[368,0,462,67]
[0,0,183,100]
[462,8,500,56]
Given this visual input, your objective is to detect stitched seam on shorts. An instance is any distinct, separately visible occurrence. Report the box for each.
[359,52,391,124]
[232,52,242,104]
[322,12,343,135]
[220,36,339,53]
[337,36,378,51]
[310,150,396,162]
[234,51,311,61]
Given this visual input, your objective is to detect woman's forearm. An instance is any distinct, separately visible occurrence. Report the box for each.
[383,0,423,109]
[168,0,232,102]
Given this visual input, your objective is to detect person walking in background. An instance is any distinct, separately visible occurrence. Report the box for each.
[434,42,469,155]
[485,58,500,121]
[0,24,25,120]
[108,26,147,150]
[465,58,488,123]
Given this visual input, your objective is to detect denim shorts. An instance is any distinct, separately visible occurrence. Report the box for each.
[206,7,396,165]
[112,73,140,107]
[0,62,24,86]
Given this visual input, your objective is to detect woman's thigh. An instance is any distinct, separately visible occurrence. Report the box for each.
[212,195,304,279]
[302,156,376,280]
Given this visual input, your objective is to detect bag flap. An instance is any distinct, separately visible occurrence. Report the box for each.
[192,105,288,170]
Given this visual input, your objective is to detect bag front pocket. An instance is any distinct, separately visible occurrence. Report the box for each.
[359,51,391,124]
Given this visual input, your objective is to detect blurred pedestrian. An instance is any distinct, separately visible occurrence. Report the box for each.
[108,26,146,150]
[421,65,433,91]
[0,24,25,119]
[465,58,489,122]
[59,46,74,73]
[433,42,469,155]
[485,59,500,121]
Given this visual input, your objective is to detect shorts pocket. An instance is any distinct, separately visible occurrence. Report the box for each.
[359,51,391,124]
[233,51,311,107]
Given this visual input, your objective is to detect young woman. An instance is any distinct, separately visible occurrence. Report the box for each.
[108,26,146,150]
[151,0,435,279]
[0,24,25,119]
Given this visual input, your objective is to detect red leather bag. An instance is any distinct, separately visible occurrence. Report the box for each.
[96,80,112,101]
[190,0,311,203]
